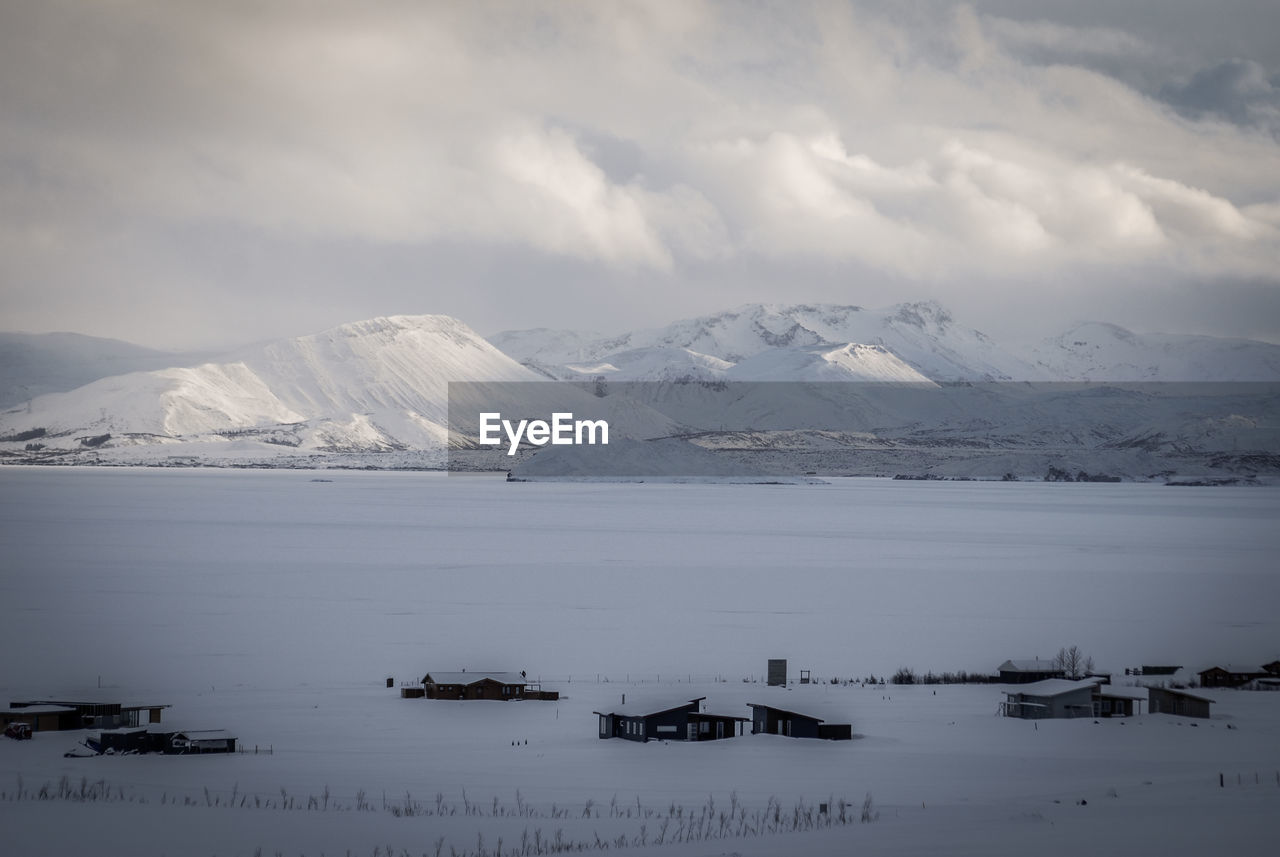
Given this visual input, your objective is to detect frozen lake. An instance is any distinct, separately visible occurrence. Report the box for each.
[2,466,1278,855]
[1,467,1277,692]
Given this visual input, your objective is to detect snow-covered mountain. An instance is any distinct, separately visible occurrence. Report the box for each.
[0,315,543,460]
[1024,322,1280,382]
[491,302,1040,382]
[490,303,1280,384]
[725,343,934,383]
[3,303,1277,476]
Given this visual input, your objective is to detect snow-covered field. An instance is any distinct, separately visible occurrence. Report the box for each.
[1,468,1277,855]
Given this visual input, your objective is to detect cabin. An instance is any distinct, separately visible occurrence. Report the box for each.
[997,659,1066,684]
[748,703,852,740]
[1148,687,1214,719]
[165,729,237,754]
[4,698,169,731]
[420,671,556,701]
[593,696,720,742]
[1001,679,1098,719]
[1197,666,1265,688]
[89,727,155,754]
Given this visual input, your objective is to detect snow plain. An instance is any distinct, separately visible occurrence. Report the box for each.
[1,467,1277,855]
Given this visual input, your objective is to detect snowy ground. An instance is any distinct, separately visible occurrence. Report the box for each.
[1,468,1277,854]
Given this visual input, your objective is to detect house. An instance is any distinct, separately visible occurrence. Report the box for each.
[1094,685,1146,717]
[997,659,1066,684]
[748,703,852,740]
[1148,687,1214,719]
[1138,665,1182,676]
[1001,679,1098,719]
[1197,666,1265,688]
[4,698,169,731]
[593,696,735,742]
[420,671,556,701]
[166,729,237,754]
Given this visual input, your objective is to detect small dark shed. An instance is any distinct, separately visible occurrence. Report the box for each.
[748,703,851,740]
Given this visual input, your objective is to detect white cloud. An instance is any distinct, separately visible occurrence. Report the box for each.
[0,0,1278,345]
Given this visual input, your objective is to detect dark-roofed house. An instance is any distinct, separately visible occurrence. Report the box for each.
[1197,666,1264,688]
[998,659,1066,684]
[1001,679,1098,719]
[422,672,531,701]
[593,696,714,742]
[748,703,852,740]
[166,729,237,754]
[5,698,169,731]
[1149,687,1214,719]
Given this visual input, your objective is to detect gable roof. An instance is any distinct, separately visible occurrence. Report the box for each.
[998,659,1064,673]
[1006,678,1099,697]
[1150,687,1214,704]
[423,672,524,686]
[747,702,827,723]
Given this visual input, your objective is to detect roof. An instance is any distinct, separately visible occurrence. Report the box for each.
[2,705,77,715]
[172,729,237,740]
[998,659,1064,673]
[1005,679,1099,698]
[423,672,525,686]
[1150,687,1214,703]
[748,702,825,723]
[593,696,704,718]
[1096,686,1148,701]
[9,698,169,711]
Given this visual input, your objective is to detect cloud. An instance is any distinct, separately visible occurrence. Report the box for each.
[0,1,1278,347]
[1160,58,1280,132]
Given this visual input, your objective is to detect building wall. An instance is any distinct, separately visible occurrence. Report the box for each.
[751,706,822,738]
[1006,686,1094,718]
[598,703,698,741]
[1149,689,1212,719]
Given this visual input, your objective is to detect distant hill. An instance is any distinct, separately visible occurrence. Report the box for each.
[0,331,205,408]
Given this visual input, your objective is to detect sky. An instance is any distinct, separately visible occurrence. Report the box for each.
[1,0,1279,351]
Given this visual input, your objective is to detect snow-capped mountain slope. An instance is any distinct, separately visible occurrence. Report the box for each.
[0,331,208,409]
[1024,322,1280,382]
[491,302,1041,381]
[564,346,734,383]
[725,343,935,383]
[0,315,543,456]
[486,327,604,366]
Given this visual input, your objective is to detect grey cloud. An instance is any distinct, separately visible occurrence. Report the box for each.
[0,1,1278,349]
[1160,59,1280,132]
